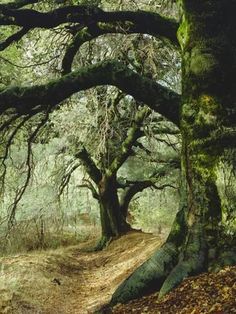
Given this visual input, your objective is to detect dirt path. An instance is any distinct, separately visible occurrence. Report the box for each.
[53,232,162,314]
[0,231,163,314]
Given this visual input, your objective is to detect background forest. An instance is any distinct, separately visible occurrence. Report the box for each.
[0,0,236,253]
[0,0,182,255]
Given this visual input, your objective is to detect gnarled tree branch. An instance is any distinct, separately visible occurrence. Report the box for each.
[108,107,150,176]
[0,5,178,54]
[1,5,178,44]
[120,181,176,217]
[119,160,179,217]
[62,18,179,74]
[75,146,102,184]
[0,60,180,125]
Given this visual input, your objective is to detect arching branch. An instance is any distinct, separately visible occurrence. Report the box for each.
[0,6,178,55]
[0,60,180,125]
[1,5,178,45]
[120,181,176,217]
[119,161,179,217]
[62,23,119,75]
[62,19,179,74]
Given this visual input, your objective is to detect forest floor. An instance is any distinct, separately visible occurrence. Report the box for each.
[0,231,236,314]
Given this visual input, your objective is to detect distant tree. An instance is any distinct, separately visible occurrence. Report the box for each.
[57,103,179,249]
[0,0,236,305]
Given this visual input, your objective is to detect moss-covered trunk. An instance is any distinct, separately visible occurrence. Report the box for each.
[160,1,236,293]
[110,0,236,305]
[96,174,130,250]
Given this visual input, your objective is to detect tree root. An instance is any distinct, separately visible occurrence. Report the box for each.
[158,255,206,299]
[110,219,211,306]
[110,205,187,306]
[159,222,208,298]
[110,242,179,305]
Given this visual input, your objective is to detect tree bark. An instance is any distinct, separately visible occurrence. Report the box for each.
[0,60,180,126]
[95,174,131,250]
[110,0,236,305]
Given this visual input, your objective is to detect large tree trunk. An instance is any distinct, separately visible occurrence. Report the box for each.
[95,174,131,250]
[110,0,236,305]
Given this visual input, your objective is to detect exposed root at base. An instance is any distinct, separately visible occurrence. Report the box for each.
[110,242,178,306]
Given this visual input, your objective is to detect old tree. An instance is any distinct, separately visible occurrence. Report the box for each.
[1,0,236,305]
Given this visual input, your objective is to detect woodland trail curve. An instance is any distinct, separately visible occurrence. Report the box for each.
[0,231,162,314]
